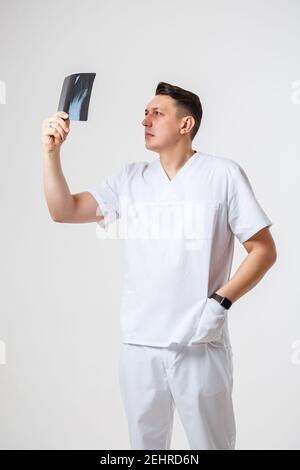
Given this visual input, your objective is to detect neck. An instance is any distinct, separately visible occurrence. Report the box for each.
[158,149,197,181]
[159,148,196,170]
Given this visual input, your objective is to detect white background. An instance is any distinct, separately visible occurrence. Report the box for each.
[0,0,299,449]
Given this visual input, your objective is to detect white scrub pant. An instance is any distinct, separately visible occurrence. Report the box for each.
[118,342,236,450]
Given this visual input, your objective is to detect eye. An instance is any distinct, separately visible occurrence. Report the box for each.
[144,111,161,116]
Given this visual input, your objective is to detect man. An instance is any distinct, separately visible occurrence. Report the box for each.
[42,81,277,450]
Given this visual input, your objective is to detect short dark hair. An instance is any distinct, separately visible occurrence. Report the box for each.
[155,81,203,141]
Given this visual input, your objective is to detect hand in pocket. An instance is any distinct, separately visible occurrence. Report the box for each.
[191,297,227,344]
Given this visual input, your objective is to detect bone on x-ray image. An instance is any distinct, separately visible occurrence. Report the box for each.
[57,73,96,121]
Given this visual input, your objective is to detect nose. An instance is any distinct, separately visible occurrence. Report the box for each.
[142,115,152,127]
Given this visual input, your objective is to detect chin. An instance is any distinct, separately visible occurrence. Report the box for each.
[145,142,155,149]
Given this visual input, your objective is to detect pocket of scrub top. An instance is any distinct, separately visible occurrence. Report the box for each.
[190,297,227,345]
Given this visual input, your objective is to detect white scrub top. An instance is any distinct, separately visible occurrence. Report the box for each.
[87,151,273,347]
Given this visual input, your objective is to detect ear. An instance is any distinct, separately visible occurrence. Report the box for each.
[180,116,195,135]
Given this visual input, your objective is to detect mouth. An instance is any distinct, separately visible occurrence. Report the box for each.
[145,132,154,138]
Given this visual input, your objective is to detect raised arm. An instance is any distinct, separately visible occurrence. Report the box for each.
[41,111,103,224]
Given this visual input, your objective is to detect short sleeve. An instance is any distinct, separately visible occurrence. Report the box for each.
[87,164,127,231]
[227,164,273,243]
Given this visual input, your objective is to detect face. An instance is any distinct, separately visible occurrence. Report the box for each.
[142,95,192,151]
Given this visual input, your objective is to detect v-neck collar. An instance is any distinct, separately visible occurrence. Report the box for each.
[156,150,200,185]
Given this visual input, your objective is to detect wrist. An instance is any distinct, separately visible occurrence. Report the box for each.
[209,292,233,310]
[44,149,60,159]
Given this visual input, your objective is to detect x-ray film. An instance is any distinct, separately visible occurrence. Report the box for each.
[57,73,96,121]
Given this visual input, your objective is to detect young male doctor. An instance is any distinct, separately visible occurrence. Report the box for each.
[42,81,277,450]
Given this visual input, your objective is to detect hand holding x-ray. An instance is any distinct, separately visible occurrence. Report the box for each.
[41,73,96,154]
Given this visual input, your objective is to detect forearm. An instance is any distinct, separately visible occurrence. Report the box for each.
[215,249,276,304]
[43,150,75,221]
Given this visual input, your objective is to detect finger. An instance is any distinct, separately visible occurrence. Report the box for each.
[56,111,69,120]
[45,122,64,141]
[55,116,69,133]
[44,128,62,144]
[48,121,66,141]
[52,121,66,140]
